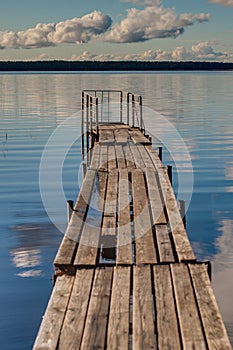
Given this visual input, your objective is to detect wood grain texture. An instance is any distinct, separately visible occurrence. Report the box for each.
[102,169,118,236]
[132,169,157,264]
[133,265,156,350]
[74,171,107,266]
[99,129,115,144]
[117,169,133,265]
[58,269,94,350]
[153,265,181,349]
[145,147,193,261]
[54,169,96,268]
[129,129,151,145]
[99,145,108,171]
[101,170,118,259]
[107,266,131,350]
[115,144,126,168]
[107,145,117,170]
[129,144,145,170]
[33,275,75,350]
[137,144,155,168]
[123,144,136,169]
[159,166,195,262]
[80,268,113,350]
[145,168,167,225]
[114,127,129,144]
[145,145,162,171]
[156,224,175,263]
[90,144,100,169]
[171,263,206,350]
[189,264,232,350]
[145,149,195,262]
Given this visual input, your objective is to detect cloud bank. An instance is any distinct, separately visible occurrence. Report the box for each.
[209,0,233,6]
[69,42,233,62]
[104,7,210,43]
[0,5,210,49]
[0,11,112,49]
[120,0,162,5]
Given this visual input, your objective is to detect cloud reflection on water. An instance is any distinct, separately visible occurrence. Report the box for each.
[212,219,233,343]
[9,223,61,278]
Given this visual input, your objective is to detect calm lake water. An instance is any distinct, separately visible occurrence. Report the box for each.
[0,71,233,348]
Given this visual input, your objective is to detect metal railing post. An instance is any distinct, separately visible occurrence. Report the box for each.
[120,91,123,123]
[101,91,103,122]
[81,91,85,160]
[90,96,93,134]
[139,95,143,130]
[108,91,110,122]
[167,165,172,186]
[132,94,135,127]
[158,147,162,161]
[86,94,89,163]
[127,93,130,125]
[96,97,99,137]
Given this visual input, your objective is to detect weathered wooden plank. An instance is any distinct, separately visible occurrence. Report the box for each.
[145,145,162,169]
[130,144,145,170]
[74,222,100,267]
[58,269,94,350]
[189,264,232,350]
[99,124,129,130]
[54,169,96,272]
[159,166,196,262]
[129,128,151,145]
[101,170,118,260]
[114,128,129,144]
[132,169,157,264]
[117,169,133,265]
[107,266,131,349]
[145,146,194,261]
[99,129,115,144]
[137,144,156,168]
[102,170,118,237]
[145,148,195,262]
[74,171,107,266]
[80,268,113,350]
[33,275,75,350]
[90,144,100,169]
[156,224,175,263]
[153,265,181,349]
[145,168,167,225]
[115,144,126,168]
[99,145,108,171]
[123,144,135,169]
[171,263,206,349]
[107,145,117,170]
[133,265,156,350]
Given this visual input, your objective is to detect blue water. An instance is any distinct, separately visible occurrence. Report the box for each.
[0,72,233,348]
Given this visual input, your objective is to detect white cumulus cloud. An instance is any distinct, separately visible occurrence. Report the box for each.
[0,11,112,49]
[120,0,161,5]
[104,6,210,43]
[209,0,233,6]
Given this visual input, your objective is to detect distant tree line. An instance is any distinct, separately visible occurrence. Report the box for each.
[0,60,232,71]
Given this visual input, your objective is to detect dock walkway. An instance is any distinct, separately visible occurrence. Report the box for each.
[33,91,231,350]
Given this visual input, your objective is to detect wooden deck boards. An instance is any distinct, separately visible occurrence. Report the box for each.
[34,124,232,350]
[33,264,232,350]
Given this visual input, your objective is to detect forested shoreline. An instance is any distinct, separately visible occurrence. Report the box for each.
[0,60,232,71]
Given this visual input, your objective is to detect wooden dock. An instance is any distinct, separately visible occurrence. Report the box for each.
[33,91,232,350]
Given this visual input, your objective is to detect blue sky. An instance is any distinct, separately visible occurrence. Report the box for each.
[0,0,232,61]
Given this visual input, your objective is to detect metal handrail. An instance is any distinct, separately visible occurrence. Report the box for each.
[81,90,145,162]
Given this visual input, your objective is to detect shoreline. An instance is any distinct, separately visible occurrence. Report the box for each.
[0,60,233,71]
